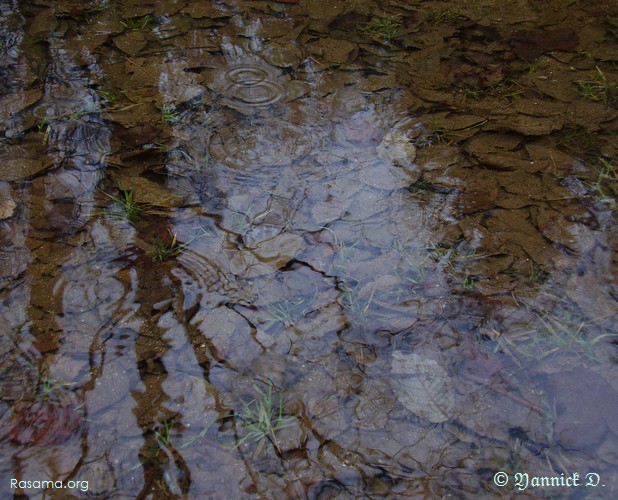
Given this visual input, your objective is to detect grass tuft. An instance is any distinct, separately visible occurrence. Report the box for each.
[160,104,179,124]
[152,230,181,262]
[121,14,154,32]
[426,9,464,25]
[426,117,452,144]
[94,86,118,106]
[231,380,295,455]
[586,157,617,205]
[358,16,400,41]
[99,188,142,223]
[464,78,522,100]
[577,67,617,107]
[497,305,617,362]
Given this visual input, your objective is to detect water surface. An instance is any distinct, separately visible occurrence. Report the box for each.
[0,0,617,497]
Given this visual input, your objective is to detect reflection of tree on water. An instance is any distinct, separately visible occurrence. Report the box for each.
[0,11,127,495]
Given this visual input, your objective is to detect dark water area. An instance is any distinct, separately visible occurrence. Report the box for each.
[0,0,617,497]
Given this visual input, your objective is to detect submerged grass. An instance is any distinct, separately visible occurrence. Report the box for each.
[84,0,109,14]
[464,78,522,100]
[588,157,617,204]
[160,104,179,124]
[526,261,549,284]
[497,305,617,362]
[425,117,452,144]
[555,126,599,158]
[37,370,65,402]
[426,9,464,25]
[121,14,155,32]
[231,380,295,455]
[25,360,76,403]
[526,59,547,74]
[143,142,172,153]
[388,240,432,284]
[260,299,307,330]
[340,284,374,324]
[94,86,118,106]
[577,67,617,107]
[98,188,142,223]
[36,118,52,144]
[152,230,181,262]
[358,16,400,41]
[155,420,174,448]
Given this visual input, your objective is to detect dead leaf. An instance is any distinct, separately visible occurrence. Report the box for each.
[0,198,16,220]
[391,351,455,423]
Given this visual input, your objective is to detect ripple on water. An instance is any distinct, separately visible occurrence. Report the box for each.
[175,247,253,306]
[224,78,284,108]
[211,62,286,110]
[209,119,312,170]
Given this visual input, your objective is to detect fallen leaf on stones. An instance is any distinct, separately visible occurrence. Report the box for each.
[0,198,16,220]
[391,351,455,423]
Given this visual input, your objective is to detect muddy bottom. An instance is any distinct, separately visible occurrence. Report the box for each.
[0,0,617,498]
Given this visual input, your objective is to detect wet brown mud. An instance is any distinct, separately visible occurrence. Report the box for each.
[0,0,617,498]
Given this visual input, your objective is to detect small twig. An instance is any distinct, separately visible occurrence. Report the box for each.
[125,56,157,81]
[464,372,547,416]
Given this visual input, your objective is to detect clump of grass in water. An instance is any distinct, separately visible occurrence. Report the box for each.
[152,230,181,262]
[577,67,617,107]
[259,290,322,330]
[160,104,179,124]
[464,78,522,100]
[497,305,617,362]
[24,358,76,403]
[527,261,549,284]
[143,143,172,153]
[261,300,303,329]
[154,420,174,448]
[555,126,598,158]
[387,240,431,284]
[358,16,400,41]
[526,58,547,74]
[94,86,118,106]
[126,421,210,473]
[231,380,296,455]
[341,285,374,322]
[426,9,464,25]
[121,14,155,32]
[98,188,142,223]
[37,370,63,402]
[426,117,452,144]
[421,116,489,145]
[588,157,616,204]
[36,118,52,144]
[461,274,475,290]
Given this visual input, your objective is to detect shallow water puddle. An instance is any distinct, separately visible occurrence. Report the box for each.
[1,0,617,497]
